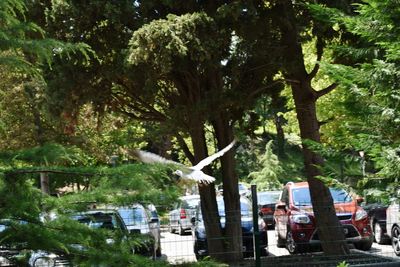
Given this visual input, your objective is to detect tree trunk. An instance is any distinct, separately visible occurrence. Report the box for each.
[189,123,226,261]
[277,0,349,255]
[291,81,349,255]
[212,113,242,262]
[40,172,50,195]
[274,114,286,159]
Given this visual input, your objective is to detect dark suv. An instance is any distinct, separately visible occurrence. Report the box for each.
[274,182,373,254]
[192,196,268,259]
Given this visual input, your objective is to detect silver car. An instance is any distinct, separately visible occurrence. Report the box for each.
[386,193,400,256]
[169,195,200,235]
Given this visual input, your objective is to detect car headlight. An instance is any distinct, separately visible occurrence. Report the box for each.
[290,214,311,224]
[355,208,368,221]
[34,257,55,267]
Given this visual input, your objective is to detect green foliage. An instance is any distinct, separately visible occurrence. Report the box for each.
[0,0,91,76]
[248,141,283,190]
[337,261,349,267]
[128,13,224,73]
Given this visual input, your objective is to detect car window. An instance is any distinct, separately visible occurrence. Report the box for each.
[118,207,148,226]
[258,192,280,204]
[182,198,199,209]
[216,198,251,217]
[73,213,118,230]
[292,188,312,206]
[330,188,352,203]
[291,187,353,206]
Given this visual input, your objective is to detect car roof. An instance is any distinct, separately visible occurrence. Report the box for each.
[180,194,200,200]
[76,209,120,215]
[287,181,309,188]
[257,191,281,195]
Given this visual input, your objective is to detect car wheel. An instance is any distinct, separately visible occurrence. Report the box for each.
[354,239,373,251]
[392,225,400,256]
[178,223,185,236]
[374,221,384,244]
[286,230,298,254]
[169,223,174,234]
[286,230,306,254]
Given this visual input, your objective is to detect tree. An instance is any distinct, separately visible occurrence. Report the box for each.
[270,0,360,254]
[318,0,400,198]
[34,1,282,261]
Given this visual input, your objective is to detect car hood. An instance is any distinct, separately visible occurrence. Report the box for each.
[296,201,358,215]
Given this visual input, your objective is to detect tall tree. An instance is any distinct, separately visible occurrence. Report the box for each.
[271,0,358,254]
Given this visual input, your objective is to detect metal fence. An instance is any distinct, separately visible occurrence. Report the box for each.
[157,184,400,266]
[1,186,400,267]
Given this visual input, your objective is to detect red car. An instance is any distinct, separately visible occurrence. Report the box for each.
[274,182,373,254]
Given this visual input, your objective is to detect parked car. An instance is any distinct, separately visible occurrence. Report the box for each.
[118,203,161,258]
[29,209,133,266]
[363,202,389,244]
[192,196,268,259]
[0,219,30,266]
[386,194,400,256]
[169,195,200,235]
[274,182,373,254]
[216,183,251,197]
[238,183,251,197]
[257,191,281,229]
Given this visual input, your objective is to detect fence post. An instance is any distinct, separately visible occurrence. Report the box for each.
[251,184,261,267]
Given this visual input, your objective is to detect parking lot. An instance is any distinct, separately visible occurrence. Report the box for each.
[160,228,399,264]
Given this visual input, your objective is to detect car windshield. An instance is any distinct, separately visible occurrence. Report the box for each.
[72,213,118,230]
[217,198,251,217]
[181,198,200,209]
[292,187,352,206]
[118,207,147,226]
[258,192,280,204]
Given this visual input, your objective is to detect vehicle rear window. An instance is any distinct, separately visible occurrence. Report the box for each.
[182,198,200,209]
[217,198,251,216]
[73,213,118,229]
[118,207,147,226]
[258,192,280,204]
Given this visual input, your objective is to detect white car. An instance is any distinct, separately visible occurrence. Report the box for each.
[386,194,400,256]
[169,195,200,235]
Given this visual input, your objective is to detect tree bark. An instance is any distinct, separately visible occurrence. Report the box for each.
[274,114,286,159]
[188,123,226,261]
[277,0,349,255]
[212,113,242,262]
[291,81,349,255]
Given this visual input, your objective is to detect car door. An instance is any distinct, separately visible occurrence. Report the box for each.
[275,187,289,239]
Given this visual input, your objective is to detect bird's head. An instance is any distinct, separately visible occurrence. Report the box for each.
[173,169,183,177]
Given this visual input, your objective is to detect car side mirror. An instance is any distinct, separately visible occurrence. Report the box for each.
[258,211,263,217]
[356,196,364,204]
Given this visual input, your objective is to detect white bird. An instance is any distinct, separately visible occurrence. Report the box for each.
[131,139,236,184]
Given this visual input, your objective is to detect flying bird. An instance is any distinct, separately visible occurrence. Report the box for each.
[131,139,236,184]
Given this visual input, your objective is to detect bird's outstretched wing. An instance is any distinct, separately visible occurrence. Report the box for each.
[131,149,184,167]
[193,139,236,170]
[193,172,216,184]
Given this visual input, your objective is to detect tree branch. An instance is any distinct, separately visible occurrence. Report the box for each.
[308,37,324,80]
[315,83,338,99]
[175,133,195,165]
